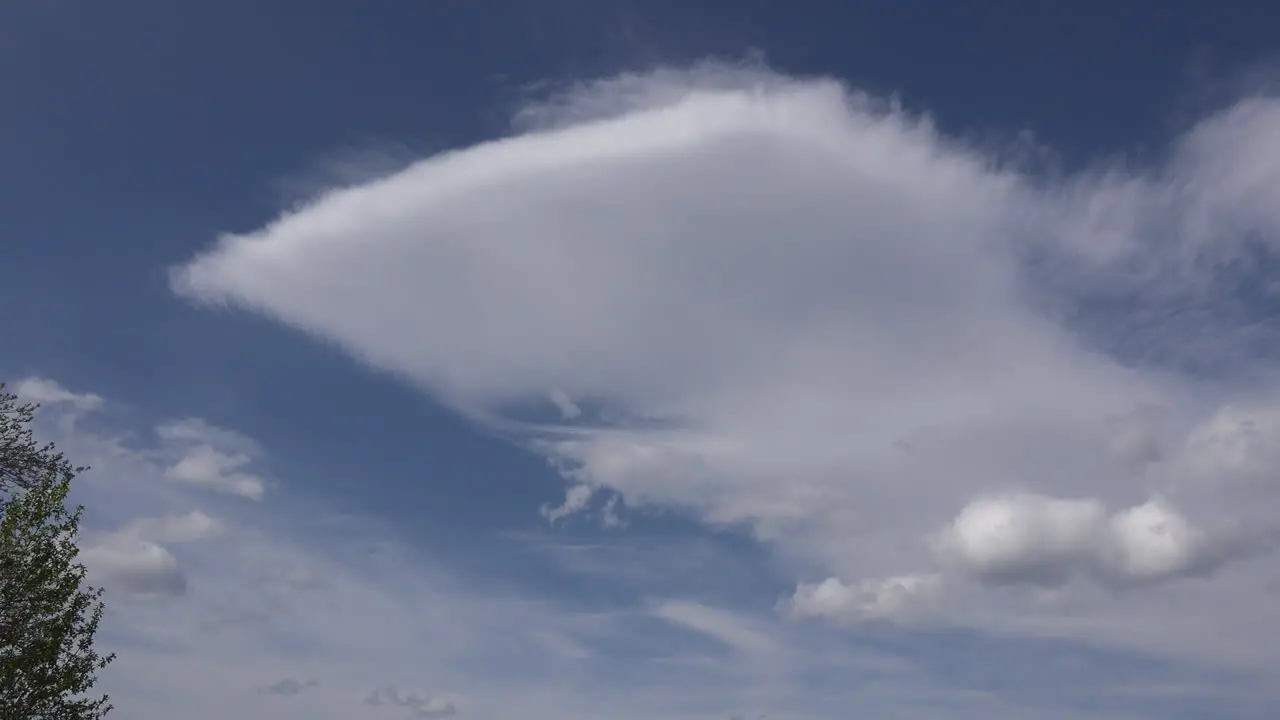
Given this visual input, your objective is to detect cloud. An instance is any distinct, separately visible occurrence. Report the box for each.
[1170,97,1280,239]
[932,494,1242,589]
[120,510,221,543]
[11,383,262,600]
[933,494,1109,587]
[82,539,187,597]
[155,418,261,453]
[15,380,849,719]
[600,493,626,528]
[549,389,582,420]
[652,600,778,656]
[164,445,264,499]
[1104,499,1221,582]
[169,62,1280,683]
[12,377,103,412]
[541,483,629,528]
[1107,407,1166,468]
[364,685,457,719]
[258,678,318,696]
[1178,402,1280,486]
[157,420,266,499]
[787,574,941,625]
[81,510,221,597]
[23,376,1280,718]
[540,483,594,524]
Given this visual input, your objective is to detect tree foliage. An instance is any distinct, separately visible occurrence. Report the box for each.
[0,383,114,719]
[0,386,58,496]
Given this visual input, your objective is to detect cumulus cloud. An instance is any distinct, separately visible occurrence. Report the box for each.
[1104,499,1220,582]
[164,445,265,499]
[9,379,255,600]
[787,575,941,625]
[170,63,1280,660]
[12,377,104,412]
[82,539,186,597]
[82,510,221,597]
[158,420,267,499]
[122,510,221,543]
[932,494,1238,589]
[933,494,1109,587]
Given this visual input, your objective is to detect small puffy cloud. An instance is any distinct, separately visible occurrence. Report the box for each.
[364,685,457,719]
[787,574,941,625]
[164,444,265,499]
[651,600,778,655]
[155,417,264,497]
[540,483,594,525]
[155,417,261,453]
[12,377,103,412]
[548,389,582,420]
[1104,499,1218,582]
[157,419,267,499]
[81,510,220,597]
[82,539,186,597]
[121,509,221,543]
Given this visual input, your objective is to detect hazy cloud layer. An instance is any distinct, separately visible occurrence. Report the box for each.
[16,373,1280,717]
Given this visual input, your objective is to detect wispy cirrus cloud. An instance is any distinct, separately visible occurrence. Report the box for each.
[652,600,779,657]
[25,377,1106,720]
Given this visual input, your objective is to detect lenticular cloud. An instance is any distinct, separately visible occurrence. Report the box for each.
[174,65,1280,630]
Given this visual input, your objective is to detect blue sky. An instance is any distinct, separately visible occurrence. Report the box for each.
[4,2,1280,718]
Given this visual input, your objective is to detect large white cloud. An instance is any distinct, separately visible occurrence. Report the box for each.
[933,494,1108,587]
[931,494,1234,588]
[170,64,1280,670]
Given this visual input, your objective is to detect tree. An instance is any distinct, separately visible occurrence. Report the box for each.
[0,384,59,495]
[0,383,114,719]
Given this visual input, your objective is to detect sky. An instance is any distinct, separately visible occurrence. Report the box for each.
[3,1,1280,718]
